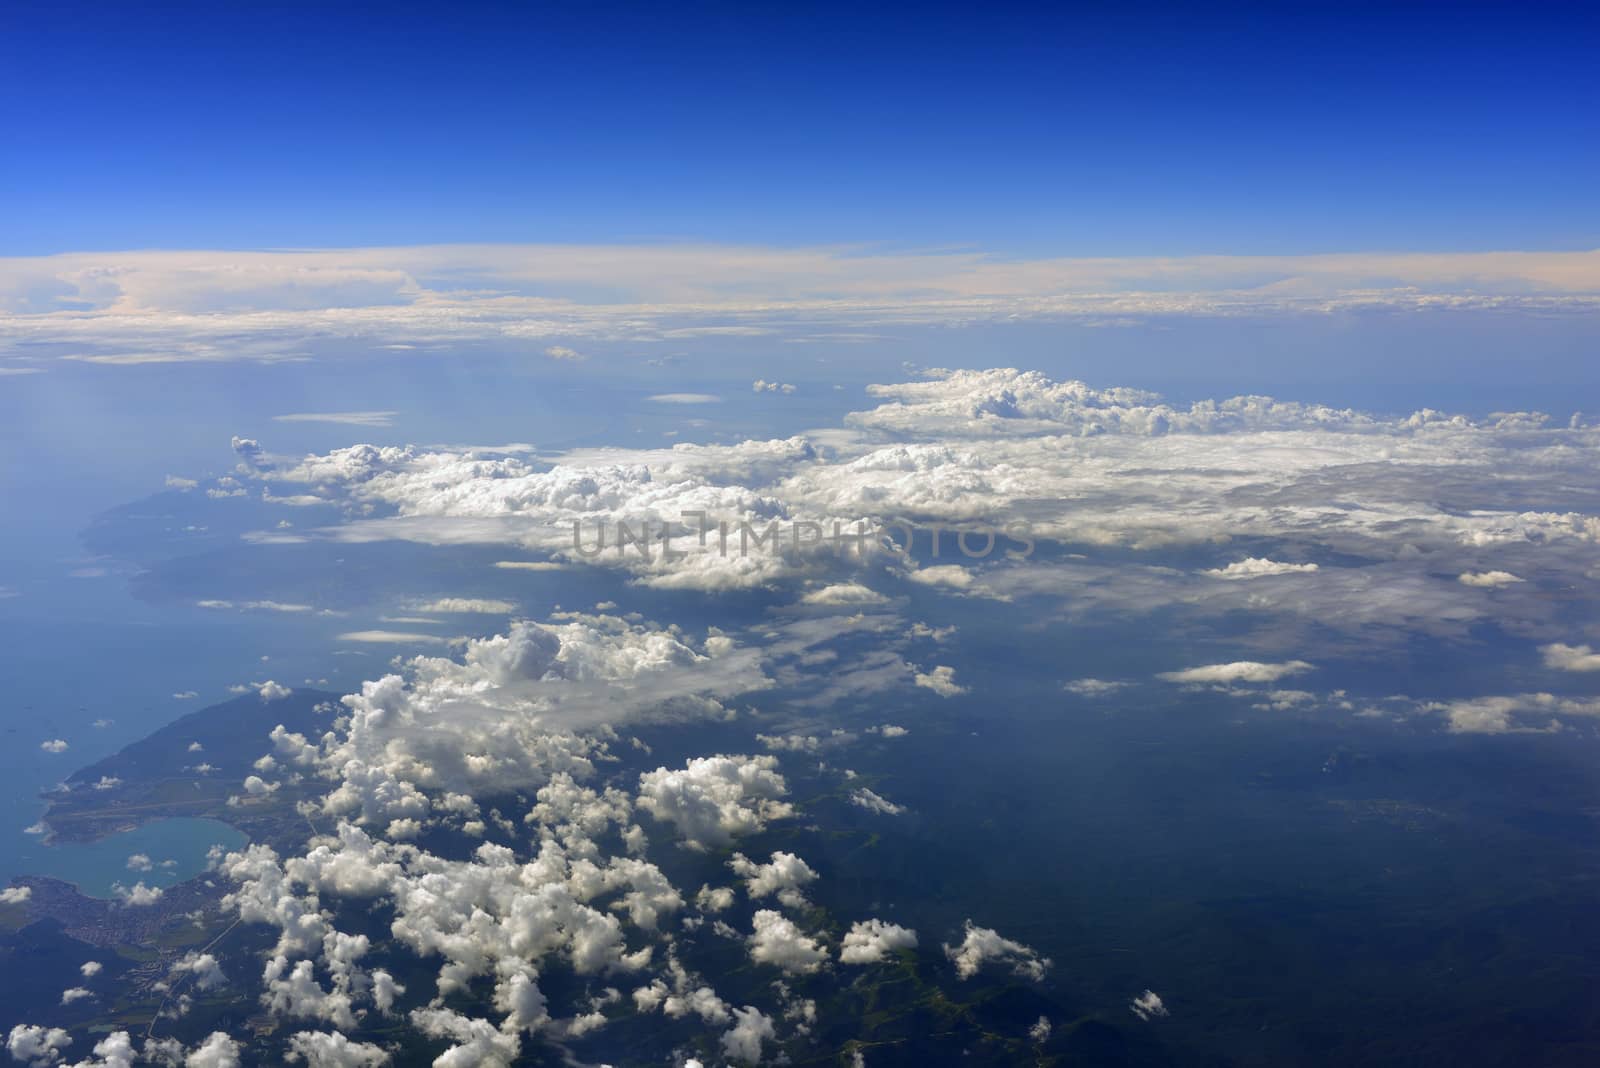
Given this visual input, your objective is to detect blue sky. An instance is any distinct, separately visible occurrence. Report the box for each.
[3,0,1596,256]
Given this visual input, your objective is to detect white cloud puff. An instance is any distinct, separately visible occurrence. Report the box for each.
[1541,643,1600,672]
[839,919,918,964]
[1158,660,1313,684]
[6,1024,72,1066]
[720,1006,776,1065]
[913,665,966,696]
[1064,678,1128,696]
[1130,989,1169,1020]
[848,788,906,816]
[1201,558,1319,579]
[1458,570,1524,587]
[284,1031,389,1067]
[112,881,164,906]
[747,910,827,974]
[943,921,1051,981]
[637,755,794,849]
[727,852,818,908]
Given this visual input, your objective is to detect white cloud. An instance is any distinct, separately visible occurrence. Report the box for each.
[728,852,818,908]
[40,739,67,753]
[273,412,398,427]
[543,345,586,361]
[913,665,966,696]
[747,910,827,974]
[905,564,977,589]
[720,1006,775,1065]
[173,952,228,991]
[694,885,736,912]
[6,245,1600,370]
[1201,558,1319,579]
[60,987,93,1005]
[126,853,154,872]
[848,788,906,816]
[943,921,1051,981]
[410,597,518,614]
[112,881,164,906]
[1458,570,1524,587]
[1064,678,1128,696]
[185,1032,244,1068]
[336,630,453,645]
[800,583,887,606]
[1158,661,1314,684]
[258,680,292,701]
[0,886,31,905]
[637,755,793,849]
[79,961,102,977]
[1541,643,1600,672]
[1130,989,1169,1021]
[839,919,918,964]
[647,393,721,405]
[1423,693,1600,734]
[284,1031,387,1067]
[6,1024,72,1066]
[199,600,318,613]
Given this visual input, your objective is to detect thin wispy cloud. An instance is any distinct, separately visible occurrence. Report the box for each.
[273,410,399,427]
[1,244,1596,367]
[648,392,722,404]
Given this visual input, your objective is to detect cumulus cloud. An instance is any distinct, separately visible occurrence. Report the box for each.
[284,1031,388,1066]
[6,1024,71,1066]
[839,919,918,964]
[1423,693,1600,734]
[848,788,906,816]
[1130,989,1169,1020]
[1064,678,1128,696]
[1541,643,1600,672]
[800,583,888,607]
[1201,558,1319,579]
[1158,661,1314,684]
[943,921,1051,981]
[747,910,828,974]
[112,881,164,906]
[720,1006,776,1064]
[728,852,818,908]
[637,755,793,849]
[1,886,32,905]
[913,665,966,696]
[184,1032,244,1068]
[1458,570,1524,587]
[39,740,68,753]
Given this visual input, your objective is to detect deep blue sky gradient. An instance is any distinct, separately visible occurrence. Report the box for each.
[3,0,1596,255]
